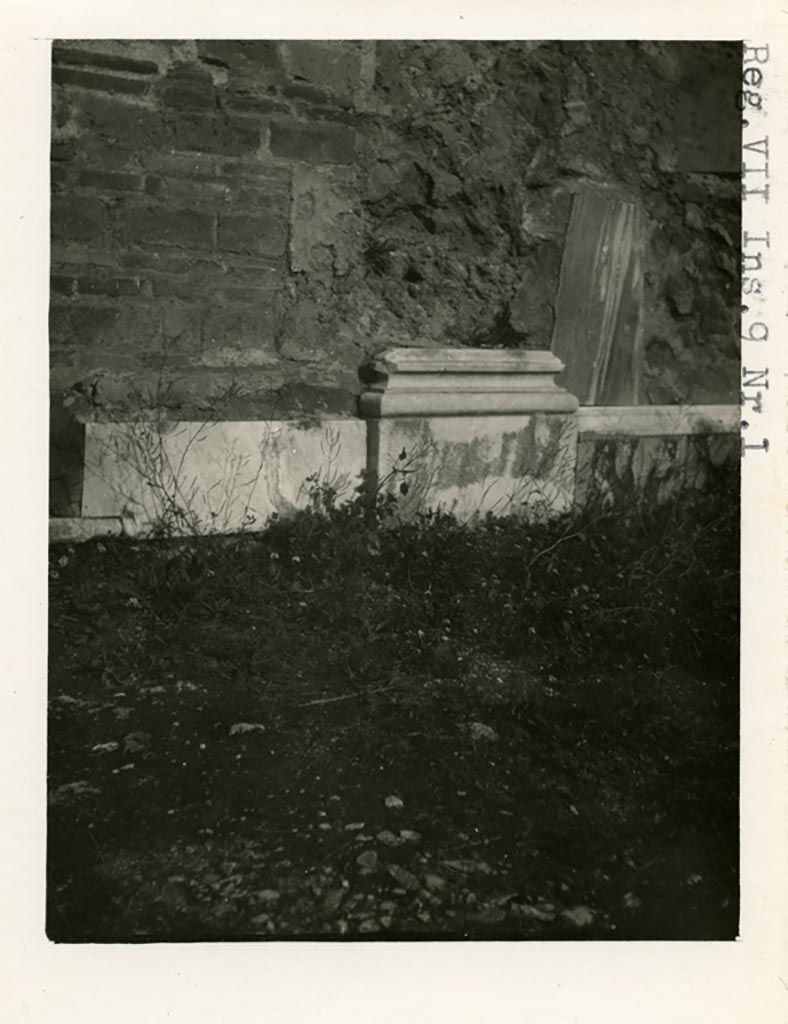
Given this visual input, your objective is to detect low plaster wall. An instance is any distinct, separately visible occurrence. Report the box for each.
[81,418,365,535]
[368,414,578,521]
[49,355,740,541]
[576,404,739,506]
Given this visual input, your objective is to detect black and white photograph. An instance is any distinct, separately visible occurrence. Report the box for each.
[45,38,745,944]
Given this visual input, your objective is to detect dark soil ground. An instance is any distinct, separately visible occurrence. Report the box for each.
[48,473,739,941]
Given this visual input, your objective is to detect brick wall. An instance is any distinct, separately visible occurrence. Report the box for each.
[50,40,740,427]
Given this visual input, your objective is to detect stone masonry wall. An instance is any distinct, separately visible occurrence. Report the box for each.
[50,40,741,425]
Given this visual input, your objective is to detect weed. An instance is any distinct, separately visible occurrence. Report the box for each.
[48,456,739,940]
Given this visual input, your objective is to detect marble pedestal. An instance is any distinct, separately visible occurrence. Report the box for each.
[359,348,579,521]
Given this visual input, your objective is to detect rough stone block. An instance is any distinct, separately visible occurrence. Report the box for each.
[49,302,119,347]
[51,195,106,242]
[197,40,281,74]
[78,169,143,191]
[282,41,360,104]
[122,205,214,249]
[76,94,170,148]
[82,418,366,534]
[53,66,150,95]
[50,301,168,352]
[50,165,71,191]
[53,45,159,76]
[160,64,216,110]
[282,82,331,105]
[51,141,76,162]
[151,276,219,300]
[75,276,141,298]
[73,136,140,172]
[225,94,290,117]
[50,274,75,296]
[225,256,287,290]
[143,175,235,206]
[299,104,362,128]
[218,212,287,257]
[676,44,742,173]
[289,166,360,274]
[270,120,356,165]
[174,114,260,156]
[201,304,281,356]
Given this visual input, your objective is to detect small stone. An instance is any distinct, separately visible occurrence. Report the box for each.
[257,889,280,904]
[511,903,555,923]
[48,780,101,805]
[377,829,403,846]
[399,829,421,842]
[386,864,420,890]
[380,915,393,928]
[92,741,119,754]
[229,722,266,735]
[384,795,404,810]
[441,859,493,876]
[466,722,499,742]
[323,888,344,912]
[424,873,447,892]
[623,892,641,910]
[359,918,379,933]
[344,822,366,831]
[685,203,704,231]
[318,822,332,831]
[123,732,152,754]
[562,905,595,927]
[474,906,506,925]
[356,850,378,871]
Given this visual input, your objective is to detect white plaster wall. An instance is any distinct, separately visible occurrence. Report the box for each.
[82,419,366,535]
[373,413,578,522]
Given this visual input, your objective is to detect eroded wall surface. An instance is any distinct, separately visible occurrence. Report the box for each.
[51,40,741,426]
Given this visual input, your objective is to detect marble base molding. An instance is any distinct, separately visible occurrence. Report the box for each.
[359,349,579,520]
[358,348,579,418]
[48,348,740,539]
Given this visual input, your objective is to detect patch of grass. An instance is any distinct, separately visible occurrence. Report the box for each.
[48,462,739,940]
